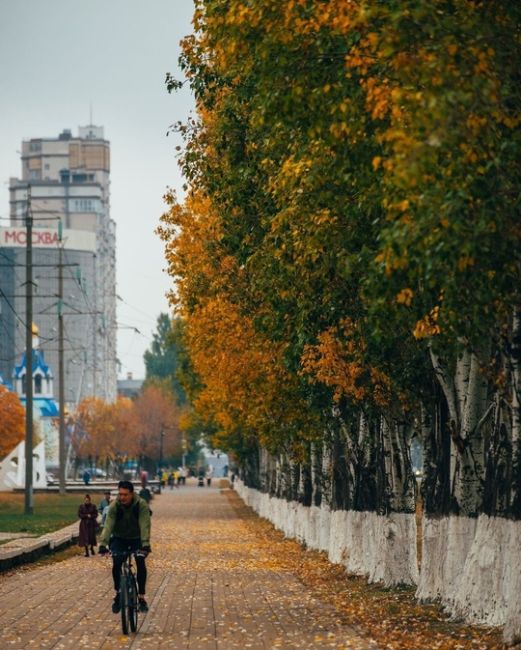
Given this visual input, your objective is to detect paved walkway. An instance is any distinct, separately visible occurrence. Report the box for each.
[0,485,373,649]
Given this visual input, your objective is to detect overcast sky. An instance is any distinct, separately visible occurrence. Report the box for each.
[0,0,195,380]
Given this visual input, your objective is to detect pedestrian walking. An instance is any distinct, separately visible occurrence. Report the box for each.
[167,471,175,490]
[98,490,112,526]
[78,494,98,556]
[205,465,214,487]
[82,469,91,486]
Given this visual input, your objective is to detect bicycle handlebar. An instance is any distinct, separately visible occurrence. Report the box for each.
[107,550,147,558]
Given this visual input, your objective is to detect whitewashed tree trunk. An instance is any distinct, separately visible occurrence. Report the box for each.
[417,515,477,602]
[503,309,521,644]
[451,516,521,639]
[420,341,521,643]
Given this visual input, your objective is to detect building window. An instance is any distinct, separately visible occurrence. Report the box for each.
[73,198,98,212]
[29,142,41,152]
[29,170,41,180]
[35,374,42,394]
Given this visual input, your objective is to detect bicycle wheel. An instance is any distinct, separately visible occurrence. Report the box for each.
[120,574,129,635]
[128,573,138,633]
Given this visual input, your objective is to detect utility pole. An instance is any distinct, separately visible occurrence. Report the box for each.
[92,254,97,396]
[58,221,66,495]
[158,428,165,494]
[24,187,34,515]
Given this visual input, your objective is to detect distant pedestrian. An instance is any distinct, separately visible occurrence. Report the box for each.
[98,490,112,526]
[167,472,174,490]
[179,466,187,485]
[205,465,214,487]
[78,494,98,557]
[139,484,153,504]
[82,469,91,486]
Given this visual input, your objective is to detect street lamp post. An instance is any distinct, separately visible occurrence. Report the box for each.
[158,428,165,494]
[182,434,187,470]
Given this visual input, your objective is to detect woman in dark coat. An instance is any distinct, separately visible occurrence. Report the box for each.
[78,494,98,556]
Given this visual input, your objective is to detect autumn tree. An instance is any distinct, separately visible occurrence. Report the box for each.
[162,0,521,640]
[72,396,115,466]
[0,384,25,458]
[132,383,182,468]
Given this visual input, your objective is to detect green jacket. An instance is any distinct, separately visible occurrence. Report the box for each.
[99,494,151,547]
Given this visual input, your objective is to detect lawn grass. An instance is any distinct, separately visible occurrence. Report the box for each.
[0,493,87,536]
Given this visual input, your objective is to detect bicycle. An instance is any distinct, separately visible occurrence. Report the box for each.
[112,551,142,634]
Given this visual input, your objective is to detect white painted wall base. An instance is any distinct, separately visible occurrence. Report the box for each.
[235,480,418,587]
[235,484,521,642]
[418,514,521,644]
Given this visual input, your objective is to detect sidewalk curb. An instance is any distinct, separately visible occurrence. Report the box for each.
[0,522,80,572]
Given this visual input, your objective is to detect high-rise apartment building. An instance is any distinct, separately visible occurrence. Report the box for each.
[0,126,117,407]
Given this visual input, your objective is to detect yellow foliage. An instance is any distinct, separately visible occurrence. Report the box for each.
[301,320,392,408]
[457,256,475,271]
[375,247,408,276]
[413,306,441,339]
[0,385,25,458]
[372,156,382,170]
[396,288,414,307]
[186,296,308,446]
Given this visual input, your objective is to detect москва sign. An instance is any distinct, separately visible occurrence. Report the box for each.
[0,228,96,252]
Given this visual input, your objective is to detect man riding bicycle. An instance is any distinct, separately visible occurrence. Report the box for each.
[99,480,151,614]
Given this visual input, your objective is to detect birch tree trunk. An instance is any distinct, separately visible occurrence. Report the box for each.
[419,340,521,643]
[503,308,521,644]
[428,345,489,516]
[454,350,489,516]
[259,446,269,493]
[319,437,333,552]
[310,441,322,507]
[511,308,521,518]
[419,348,488,603]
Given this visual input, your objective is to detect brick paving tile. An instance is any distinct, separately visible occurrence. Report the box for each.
[0,485,376,649]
